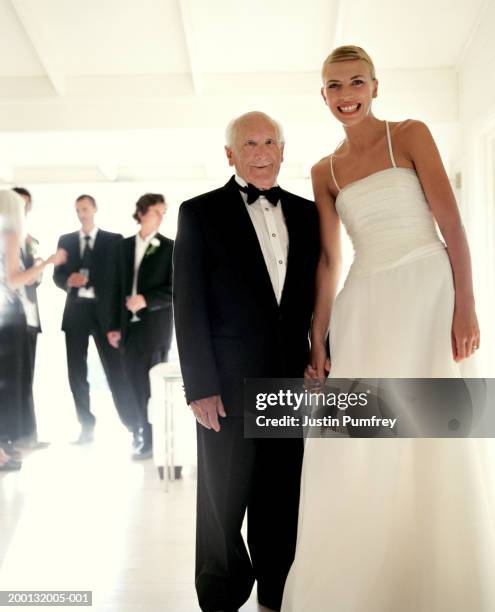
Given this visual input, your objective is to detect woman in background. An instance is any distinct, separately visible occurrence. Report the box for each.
[0,190,65,471]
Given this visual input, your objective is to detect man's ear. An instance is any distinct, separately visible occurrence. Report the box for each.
[225,145,235,167]
[280,143,285,163]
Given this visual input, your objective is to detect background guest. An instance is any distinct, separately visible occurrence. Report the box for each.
[107,193,173,460]
[12,187,45,448]
[53,195,136,446]
[0,190,65,466]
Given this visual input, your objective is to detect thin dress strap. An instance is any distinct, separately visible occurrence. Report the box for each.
[385,120,397,168]
[329,155,341,192]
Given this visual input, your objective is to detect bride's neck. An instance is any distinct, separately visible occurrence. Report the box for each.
[342,115,384,156]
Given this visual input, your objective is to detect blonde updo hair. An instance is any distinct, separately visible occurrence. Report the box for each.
[321,45,376,82]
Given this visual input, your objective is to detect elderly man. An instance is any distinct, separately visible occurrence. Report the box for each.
[173,112,319,612]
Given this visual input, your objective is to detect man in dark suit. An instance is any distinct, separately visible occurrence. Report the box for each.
[53,194,137,445]
[12,187,43,447]
[107,193,174,460]
[173,111,319,612]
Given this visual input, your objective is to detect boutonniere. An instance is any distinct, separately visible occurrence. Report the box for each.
[144,237,160,257]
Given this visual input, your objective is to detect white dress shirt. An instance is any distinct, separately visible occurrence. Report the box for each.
[130,231,157,321]
[18,244,40,328]
[78,226,98,299]
[235,174,289,304]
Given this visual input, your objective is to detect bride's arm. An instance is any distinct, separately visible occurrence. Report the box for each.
[5,232,66,290]
[403,120,480,362]
[307,159,342,378]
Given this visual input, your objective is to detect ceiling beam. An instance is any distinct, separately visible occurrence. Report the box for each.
[9,0,65,96]
[456,0,492,69]
[97,162,118,182]
[178,0,203,95]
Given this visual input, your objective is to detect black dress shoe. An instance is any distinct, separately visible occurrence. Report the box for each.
[132,442,153,461]
[72,429,94,445]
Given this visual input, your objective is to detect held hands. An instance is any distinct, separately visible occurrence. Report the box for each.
[451,303,480,362]
[107,331,121,349]
[190,395,226,432]
[126,294,147,313]
[305,340,331,380]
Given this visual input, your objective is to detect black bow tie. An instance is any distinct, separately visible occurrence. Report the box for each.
[238,183,282,205]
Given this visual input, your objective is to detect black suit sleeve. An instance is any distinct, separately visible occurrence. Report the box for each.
[173,203,221,403]
[107,239,124,332]
[141,241,173,311]
[53,235,70,291]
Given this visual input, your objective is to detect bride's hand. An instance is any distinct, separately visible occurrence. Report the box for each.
[451,303,480,362]
[305,341,331,380]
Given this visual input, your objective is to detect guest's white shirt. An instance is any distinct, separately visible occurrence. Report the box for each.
[78,226,98,299]
[235,174,288,304]
[131,231,157,321]
[18,244,40,328]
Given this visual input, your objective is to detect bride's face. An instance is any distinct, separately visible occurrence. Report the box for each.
[321,59,378,126]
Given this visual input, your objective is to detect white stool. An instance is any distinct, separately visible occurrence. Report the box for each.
[148,362,195,490]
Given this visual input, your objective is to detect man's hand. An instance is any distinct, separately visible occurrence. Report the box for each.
[107,331,121,349]
[48,248,67,267]
[67,272,88,288]
[126,294,147,313]
[305,340,331,380]
[190,395,226,432]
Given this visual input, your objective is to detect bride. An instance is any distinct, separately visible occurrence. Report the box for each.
[281,46,495,611]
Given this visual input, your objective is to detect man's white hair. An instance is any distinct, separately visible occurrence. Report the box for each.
[225,111,285,148]
[0,189,26,241]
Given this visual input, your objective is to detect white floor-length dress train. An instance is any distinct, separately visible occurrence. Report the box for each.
[281,122,495,612]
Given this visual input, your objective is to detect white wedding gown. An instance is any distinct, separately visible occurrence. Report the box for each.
[281,123,495,612]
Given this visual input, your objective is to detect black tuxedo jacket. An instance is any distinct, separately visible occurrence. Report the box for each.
[21,236,41,333]
[53,229,123,331]
[173,176,320,414]
[109,233,174,353]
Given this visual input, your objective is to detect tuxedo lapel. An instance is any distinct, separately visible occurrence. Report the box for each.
[137,234,161,289]
[221,177,278,313]
[124,236,135,296]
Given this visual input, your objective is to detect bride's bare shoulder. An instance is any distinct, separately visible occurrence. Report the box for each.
[392,119,431,140]
[311,156,331,179]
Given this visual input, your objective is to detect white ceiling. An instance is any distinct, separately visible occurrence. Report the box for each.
[0,0,489,183]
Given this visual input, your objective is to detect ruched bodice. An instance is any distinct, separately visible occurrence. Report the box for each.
[336,167,446,277]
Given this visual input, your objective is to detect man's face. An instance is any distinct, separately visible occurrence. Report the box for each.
[225,116,284,189]
[75,198,96,226]
[139,203,165,234]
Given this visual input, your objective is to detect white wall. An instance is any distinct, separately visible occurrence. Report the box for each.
[458,0,495,375]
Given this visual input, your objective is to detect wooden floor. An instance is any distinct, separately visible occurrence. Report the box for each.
[0,428,264,612]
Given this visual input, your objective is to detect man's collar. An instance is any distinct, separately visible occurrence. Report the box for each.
[234,174,279,189]
[79,226,98,240]
[136,230,157,243]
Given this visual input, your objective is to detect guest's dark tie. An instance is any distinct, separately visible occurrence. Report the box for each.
[81,235,92,268]
[238,183,282,205]
[80,236,93,289]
